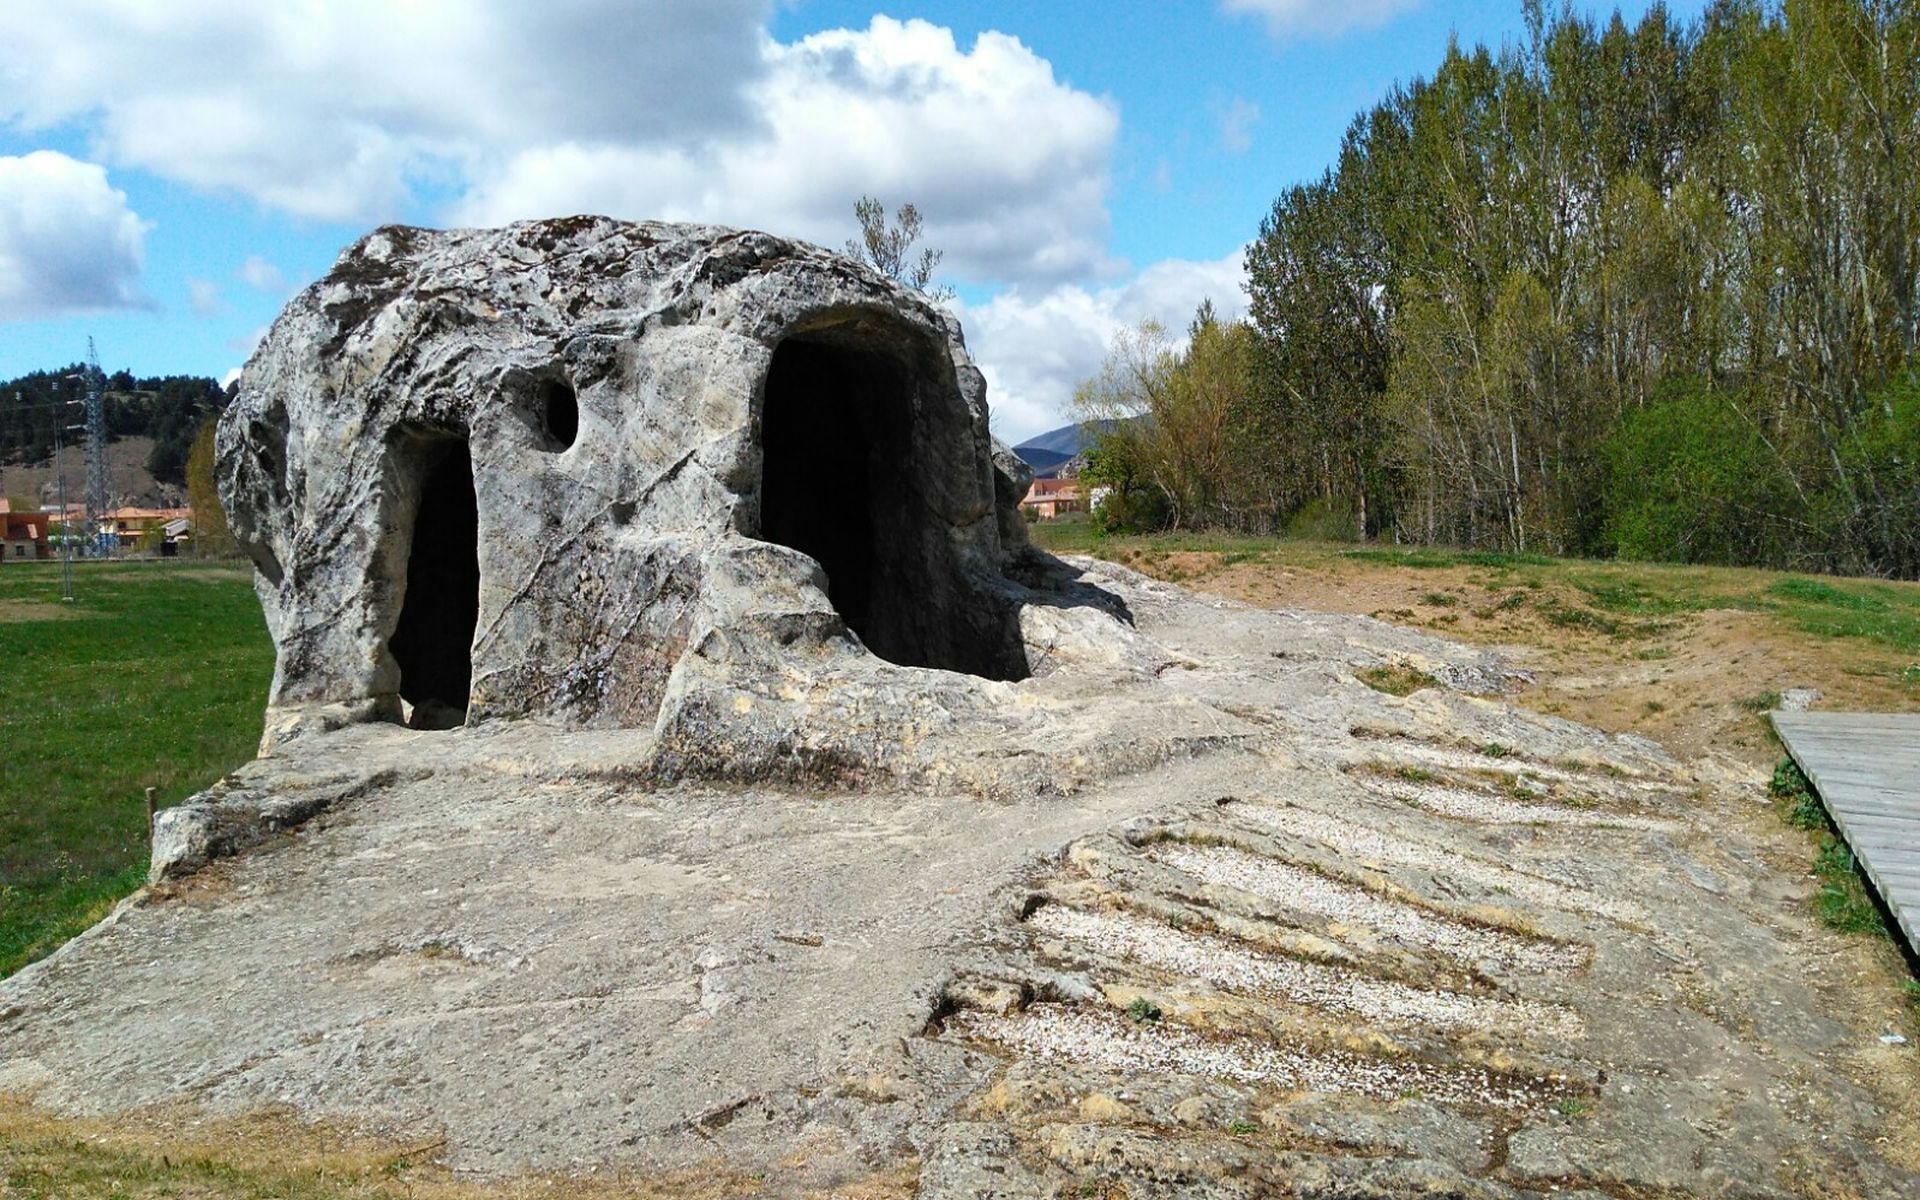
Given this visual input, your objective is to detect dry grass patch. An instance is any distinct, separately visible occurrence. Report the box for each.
[0,1097,914,1200]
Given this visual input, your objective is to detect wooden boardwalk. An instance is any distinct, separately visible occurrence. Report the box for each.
[1772,711,1920,955]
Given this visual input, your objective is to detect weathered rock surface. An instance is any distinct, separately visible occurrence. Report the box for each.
[3,561,1913,1198]
[216,217,1085,756]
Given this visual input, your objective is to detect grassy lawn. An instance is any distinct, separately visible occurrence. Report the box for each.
[0,559,270,978]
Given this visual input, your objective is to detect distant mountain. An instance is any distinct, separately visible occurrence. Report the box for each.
[1011,420,1119,473]
[1013,447,1074,475]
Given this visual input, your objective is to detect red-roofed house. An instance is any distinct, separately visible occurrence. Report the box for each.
[103,506,193,550]
[1019,477,1083,521]
[1,499,51,562]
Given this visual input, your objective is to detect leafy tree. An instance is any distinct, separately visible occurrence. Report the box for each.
[1235,0,1920,576]
[1074,307,1262,531]
[184,419,237,558]
[1600,380,1802,565]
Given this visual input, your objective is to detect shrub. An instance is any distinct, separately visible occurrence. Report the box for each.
[1284,496,1359,542]
[1600,379,1799,567]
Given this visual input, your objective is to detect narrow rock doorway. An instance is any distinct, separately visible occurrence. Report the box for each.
[389,437,480,729]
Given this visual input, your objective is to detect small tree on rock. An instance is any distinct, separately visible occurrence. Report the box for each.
[847,197,953,301]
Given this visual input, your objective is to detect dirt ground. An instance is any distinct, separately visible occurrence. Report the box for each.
[1110,545,1920,771]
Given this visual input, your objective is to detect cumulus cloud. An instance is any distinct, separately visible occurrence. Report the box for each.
[450,18,1120,285]
[0,0,770,224]
[1223,0,1421,37]
[0,3,1237,435]
[0,7,1118,286]
[959,247,1250,442]
[0,151,149,322]
[237,255,287,294]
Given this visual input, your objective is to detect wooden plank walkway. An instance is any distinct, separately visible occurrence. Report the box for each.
[1772,711,1920,955]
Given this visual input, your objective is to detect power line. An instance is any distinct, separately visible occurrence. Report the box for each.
[1,397,81,412]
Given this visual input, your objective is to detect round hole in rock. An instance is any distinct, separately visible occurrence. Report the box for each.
[537,379,578,451]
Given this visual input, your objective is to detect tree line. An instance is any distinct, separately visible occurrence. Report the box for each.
[1081,0,1920,577]
[1,367,228,488]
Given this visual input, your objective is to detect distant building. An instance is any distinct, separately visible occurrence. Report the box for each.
[103,506,192,550]
[0,500,51,562]
[1019,477,1083,521]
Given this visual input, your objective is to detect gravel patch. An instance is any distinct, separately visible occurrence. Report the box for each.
[1361,778,1676,831]
[950,1004,1569,1111]
[1030,904,1582,1038]
[1355,740,1587,782]
[1148,843,1586,973]
[1229,800,1647,923]
[1360,743,1683,797]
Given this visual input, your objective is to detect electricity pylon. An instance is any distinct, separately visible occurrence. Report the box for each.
[82,339,110,557]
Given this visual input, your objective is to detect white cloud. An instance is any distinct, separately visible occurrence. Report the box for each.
[0,0,770,224]
[0,7,1118,286]
[1217,98,1261,154]
[959,247,1249,443]
[1223,0,1421,37]
[237,255,286,294]
[187,277,221,316]
[450,18,1119,285]
[0,4,1234,436]
[0,151,149,322]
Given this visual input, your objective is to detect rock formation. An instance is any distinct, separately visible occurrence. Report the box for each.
[218,217,1061,748]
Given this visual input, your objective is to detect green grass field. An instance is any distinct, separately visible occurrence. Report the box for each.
[0,560,271,977]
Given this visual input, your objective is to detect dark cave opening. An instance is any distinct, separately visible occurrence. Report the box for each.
[389,438,480,729]
[757,329,1027,681]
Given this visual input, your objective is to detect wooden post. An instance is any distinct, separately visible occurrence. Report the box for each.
[144,787,157,841]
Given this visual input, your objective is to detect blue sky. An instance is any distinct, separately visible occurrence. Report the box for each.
[0,0,1704,441]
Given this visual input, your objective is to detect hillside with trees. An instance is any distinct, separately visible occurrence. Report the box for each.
[1083,0,1920,578]
[1,368,227,492]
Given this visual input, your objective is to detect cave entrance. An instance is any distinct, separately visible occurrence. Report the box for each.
[389,436,480,729]
[757,325,1026,680]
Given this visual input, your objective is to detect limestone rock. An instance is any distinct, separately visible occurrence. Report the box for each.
[218,217,1058,758]
[5,563,1914,1197]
